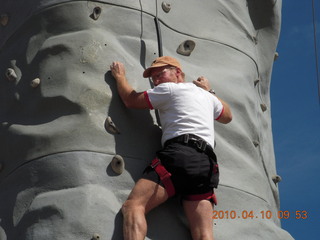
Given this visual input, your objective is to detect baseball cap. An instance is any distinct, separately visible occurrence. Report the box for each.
[143,56,181,78]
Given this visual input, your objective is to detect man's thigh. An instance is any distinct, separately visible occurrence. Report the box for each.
[183,200,214,240]
[126,178,168,213]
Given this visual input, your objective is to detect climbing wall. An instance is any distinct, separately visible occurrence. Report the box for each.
[0,0,293,239]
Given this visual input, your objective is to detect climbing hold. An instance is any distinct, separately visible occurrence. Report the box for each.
[274,52,279,61]
[5,68,17,81]
[254,79,260,86]
[176,40,196,56]
[162,2,171,13]
[30,78,40,88]
[111,155,125,175]
[104,116,120,134]
[252,140,259,147]
[91,233,100,240]
[260,103,267,112]
[272,175,282,184]
[0,14,9,26]
[90,7,101,20]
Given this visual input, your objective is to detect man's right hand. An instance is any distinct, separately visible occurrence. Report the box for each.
[109,61,149,109]
[110,61,126,80]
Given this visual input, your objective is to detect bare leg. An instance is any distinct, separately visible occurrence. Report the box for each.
[183,200,214,240]
[122,178,168,240]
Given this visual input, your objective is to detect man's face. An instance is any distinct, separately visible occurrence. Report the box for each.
[150,66,178,86]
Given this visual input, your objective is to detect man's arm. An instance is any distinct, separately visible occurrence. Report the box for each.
[193,76,232,124]
[214,97,232,124]
[110,61,149,109]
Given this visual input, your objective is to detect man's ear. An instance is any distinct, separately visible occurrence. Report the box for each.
[175,68,184,82]
[175,67,181,78]
[153,79,160,86]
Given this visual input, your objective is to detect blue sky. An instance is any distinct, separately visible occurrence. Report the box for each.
[270,1,320,239]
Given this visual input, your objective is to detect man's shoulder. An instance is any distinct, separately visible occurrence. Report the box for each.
[181,82,210,94]
[154,82,202,94]
[174,82,196,89]
[148,82,171,95]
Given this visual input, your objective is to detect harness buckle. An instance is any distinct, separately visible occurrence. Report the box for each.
[193,139,207,152]
[200,140,207,151]
[183,134,189,144]
[150,158,171,179]
[150,158,160,168]
[173,134,211,153]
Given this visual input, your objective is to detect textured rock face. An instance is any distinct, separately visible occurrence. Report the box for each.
[0,0,293,239]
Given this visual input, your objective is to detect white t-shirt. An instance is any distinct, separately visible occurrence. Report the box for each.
[144,82,224,148]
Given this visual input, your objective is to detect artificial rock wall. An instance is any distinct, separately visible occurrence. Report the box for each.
[0,0,293,239]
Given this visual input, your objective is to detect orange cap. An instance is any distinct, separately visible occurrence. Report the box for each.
[143,56,181,78]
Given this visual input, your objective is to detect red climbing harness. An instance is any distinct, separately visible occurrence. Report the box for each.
[150,157,217,205]
[184,192,218,205]
[150,158,176,197]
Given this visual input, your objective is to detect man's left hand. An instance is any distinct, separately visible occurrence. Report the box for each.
[193,76,211,91]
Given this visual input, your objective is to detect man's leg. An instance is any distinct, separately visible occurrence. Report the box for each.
[122,178,168,240]
[183,200,214,240]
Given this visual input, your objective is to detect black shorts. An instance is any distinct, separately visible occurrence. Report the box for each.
[142,142,219,197]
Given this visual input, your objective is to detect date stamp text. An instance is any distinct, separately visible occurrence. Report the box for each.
[212,210,308,220]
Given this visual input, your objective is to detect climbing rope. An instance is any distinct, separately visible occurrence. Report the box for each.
[312,0,320,104]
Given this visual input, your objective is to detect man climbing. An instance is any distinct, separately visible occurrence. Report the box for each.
[110,56,232,240]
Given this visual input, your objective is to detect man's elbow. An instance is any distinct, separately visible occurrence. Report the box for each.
[218,112,232,124]
[225,113,232,123]
[122,97,148,109]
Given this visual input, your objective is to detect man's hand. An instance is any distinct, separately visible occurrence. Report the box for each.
[193,76,211,91]
[110,61,126,80]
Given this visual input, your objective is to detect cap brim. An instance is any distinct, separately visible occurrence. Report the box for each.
[143,63,169,78]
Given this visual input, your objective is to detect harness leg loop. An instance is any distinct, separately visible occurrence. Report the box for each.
[150,158,176,197]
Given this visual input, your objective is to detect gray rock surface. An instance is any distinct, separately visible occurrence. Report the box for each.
[0,0,293,239]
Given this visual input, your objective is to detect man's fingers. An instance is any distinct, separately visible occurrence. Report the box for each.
[110,61,119,68]
[193,76,211,91]
[193,77,205,85]
[197,76,205,81]
[193,80,201,86]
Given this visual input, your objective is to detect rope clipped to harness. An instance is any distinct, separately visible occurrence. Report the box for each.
[150,158,176,197]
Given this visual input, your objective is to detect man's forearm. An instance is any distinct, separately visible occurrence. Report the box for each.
[110,61,149,109]
[114,75,135,107]
[193,76,232,123]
